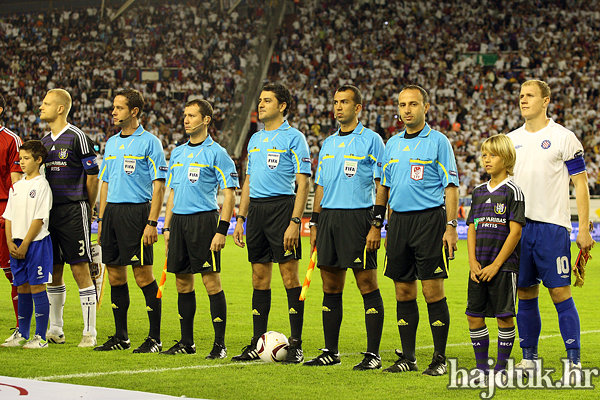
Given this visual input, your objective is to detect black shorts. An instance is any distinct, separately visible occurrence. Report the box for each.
[167,211,221,274]
[49,201,92,265]
[316,208,377,270]
[246,195,301,264]
[101,203,153,266]
[466,270,517,318]
[384,207,448,282]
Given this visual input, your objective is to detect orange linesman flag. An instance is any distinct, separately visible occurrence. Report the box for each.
[299,249,317,301]
[157,258,168,298]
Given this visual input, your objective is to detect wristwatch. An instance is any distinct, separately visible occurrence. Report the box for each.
[371,219,383,229]
[291,217,301,224]
[147,220,158,227]
[447,219,458,228]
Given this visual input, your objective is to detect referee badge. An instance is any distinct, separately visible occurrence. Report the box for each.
[124,158,136,175]
[344,160,357,178]
[267,153,280,169]
[411,165,424,181]
[188,166,200,183]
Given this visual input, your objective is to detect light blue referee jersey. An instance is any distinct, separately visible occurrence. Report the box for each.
[99,125,168,203]
[167,136,239,214]
[381,123,459,212]
[246,121,311,199]
[315,122,384,209]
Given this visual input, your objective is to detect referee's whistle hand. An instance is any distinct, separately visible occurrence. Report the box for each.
[143,225,158,246]
[233,224,245,248]
[210,234,226,252]
[366,226,381,252]
[283,224,299,252]
[443,228,458,259]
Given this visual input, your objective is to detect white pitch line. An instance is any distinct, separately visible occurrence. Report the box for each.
[32,361,257,381]
[32,330,600,382]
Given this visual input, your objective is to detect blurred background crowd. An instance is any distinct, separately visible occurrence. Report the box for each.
[1,0,600,196]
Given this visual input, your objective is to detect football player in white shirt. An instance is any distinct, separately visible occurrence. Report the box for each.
[507,80,594,383]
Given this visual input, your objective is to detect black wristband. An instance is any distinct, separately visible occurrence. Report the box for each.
[373,205,386,222]
[236,215,246,223]
[97,218,103,222]
[162,227,170,232]
[310,212,320,224]
[216,220,230,235]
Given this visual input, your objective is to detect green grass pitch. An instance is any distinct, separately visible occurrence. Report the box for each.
[0,236,598,400]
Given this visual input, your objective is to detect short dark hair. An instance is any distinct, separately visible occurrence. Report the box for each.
[114,89,145,117]
[262,83,292,116]
[401,85,429,105]
[0,93,5,117]
[336,85,362,105]
[20,140,48,163]
[186,99,213,124]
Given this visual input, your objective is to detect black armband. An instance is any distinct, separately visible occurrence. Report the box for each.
[216,220,230,235]
[373,205,386,222]
[310,212,320,224]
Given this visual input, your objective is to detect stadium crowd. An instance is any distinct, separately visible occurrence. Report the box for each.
[1,0,600,194]
[0,1,263,158]
[271,0,600,195]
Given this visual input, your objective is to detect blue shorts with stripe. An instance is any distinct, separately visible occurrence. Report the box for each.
[518,219,571,288]
[11,236,53,286]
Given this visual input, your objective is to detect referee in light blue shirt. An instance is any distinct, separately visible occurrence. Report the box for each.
[375,85,459,376]
[95,89,168,354]
[232,83,311,364]
[304,85,386,370]
[161,99,238,359]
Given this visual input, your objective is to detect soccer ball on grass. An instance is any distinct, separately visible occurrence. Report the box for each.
[256,331,289,362]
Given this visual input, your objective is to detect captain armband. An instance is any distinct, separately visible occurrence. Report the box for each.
[565,153,586,176]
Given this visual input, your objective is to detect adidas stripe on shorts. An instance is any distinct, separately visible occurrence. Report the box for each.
[100,202,153,266]
[316,208,377,270]
[384,206,448,282]
[167,211,221,274]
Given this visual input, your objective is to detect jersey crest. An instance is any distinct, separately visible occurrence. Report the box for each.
[188,166,200,183]
[344,160,357,178]
[541,140,551,149]
[124,158,136,175]
[411,164,424,181]
[267,153,280,169]
[58,148,68,159]
[494,203,506,215]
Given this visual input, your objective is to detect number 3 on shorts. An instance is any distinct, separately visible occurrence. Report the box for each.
[556,256,569,275]
[79,240,85,256]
